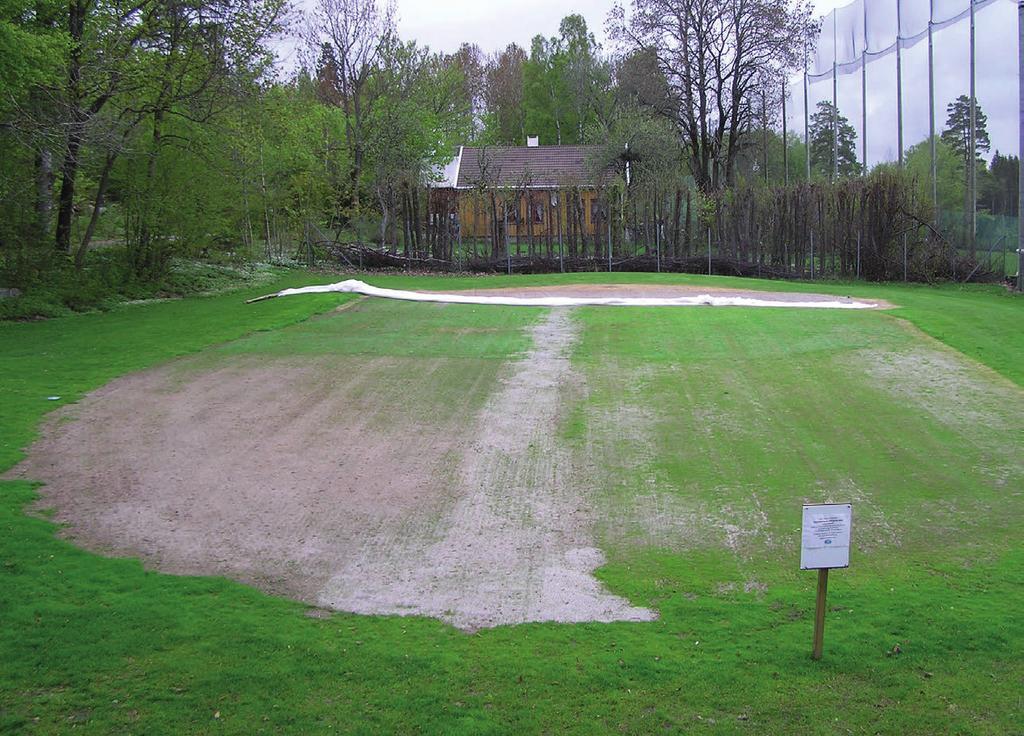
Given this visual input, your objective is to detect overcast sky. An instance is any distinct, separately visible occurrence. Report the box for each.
[792,0,1018,166]
[287,0,1019,163]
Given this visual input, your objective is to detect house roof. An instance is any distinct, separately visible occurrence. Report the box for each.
[431,146,462,188]
[440,145,608,189]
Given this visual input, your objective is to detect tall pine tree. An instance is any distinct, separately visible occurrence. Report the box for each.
[941,95,990,170]
[808,101,859,179]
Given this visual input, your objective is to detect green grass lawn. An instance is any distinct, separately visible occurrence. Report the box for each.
[1,271,1021,734]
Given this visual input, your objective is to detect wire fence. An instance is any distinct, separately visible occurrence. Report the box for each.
[312,176,1013,283]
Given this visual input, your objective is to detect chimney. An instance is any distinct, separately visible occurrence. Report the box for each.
[526,135,539,147]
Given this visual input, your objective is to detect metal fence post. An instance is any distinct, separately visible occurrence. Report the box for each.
[1018,0,1024,290]
[856,231,861,278]
[607,209,612,273]
[862,0,868,172]
[929,0,938,214]
[707,227,712,275]
[804,46,811,182]
[810,230,815,279]
[970,0,978,254]
[896,0,905,167]
[832,11,839,180]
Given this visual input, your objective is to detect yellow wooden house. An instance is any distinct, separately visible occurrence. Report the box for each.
[431,142,610,239]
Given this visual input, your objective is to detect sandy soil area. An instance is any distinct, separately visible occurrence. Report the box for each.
[10,311,653,630]
[430,283,890,308]
[317,309,654,627]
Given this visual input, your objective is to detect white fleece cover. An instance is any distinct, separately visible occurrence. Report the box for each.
[268,279,878,309]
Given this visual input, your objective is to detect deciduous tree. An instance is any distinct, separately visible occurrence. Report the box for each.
[306,0,396,214]
[609,0,814,190]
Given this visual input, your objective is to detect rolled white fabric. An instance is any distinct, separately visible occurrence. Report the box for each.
[251,279,877,309]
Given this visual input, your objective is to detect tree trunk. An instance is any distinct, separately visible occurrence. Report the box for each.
[670,187,681,258]
[35,148,54,241]
[55,0,87,252]
[74,152,116,269]
[411,186,422,257]
[377,187,389,250]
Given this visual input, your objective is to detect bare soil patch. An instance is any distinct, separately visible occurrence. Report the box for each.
[317,309,654,628]
[431,283,890,308]
[10,310,654,630]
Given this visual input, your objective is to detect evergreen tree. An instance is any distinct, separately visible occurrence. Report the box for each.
[808,101,859,179]
[941,95,990,170]
[941,95,992,252]
[982,151,1018,217]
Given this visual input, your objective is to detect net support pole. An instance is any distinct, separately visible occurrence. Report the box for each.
[804,48,811,182]
[896,0,905,167]
[783,78,790,186]
[929,0,938,215]
[970,0,978,255]
[707,227,712,275]
[763,88,770,185]
[861,56,867,172]
[655,198,661,272]
[832,12,839,180]
[555,193,563,273]
[897,0,908,280]
[607,210,612,273]
[1018,0,1024,290]
[861,0,868,173]
[812,569,829,660]
[504,205,510,275]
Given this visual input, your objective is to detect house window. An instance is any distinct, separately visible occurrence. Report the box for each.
[591,200,603,225]
[533,202,545,224]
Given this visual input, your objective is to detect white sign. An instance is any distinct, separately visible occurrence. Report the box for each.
[800,503,852,570]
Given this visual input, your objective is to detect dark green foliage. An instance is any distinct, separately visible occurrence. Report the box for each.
[981,151,1018,217]
[809,100,860,179]
[0,251,282,320]
[941,94,991,169]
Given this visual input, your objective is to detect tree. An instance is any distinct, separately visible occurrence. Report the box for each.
[523,34,568,145]
[365,41,471,250]
[982,151,1018,217]
[808,101,859,179]
[941,94,991,252]
[51,0,160,254]
[110,0,287,276]
[609,0,814,190]
[557,14,610,143]
[941,95,990,171]
[0,0,62,107]
[615,48,672,119]
[521,15,610,146]
[306,0,396,215]
[905,136,965,215]
[0,0,65,247]
[451,43,487,137]
[482,44,526,145]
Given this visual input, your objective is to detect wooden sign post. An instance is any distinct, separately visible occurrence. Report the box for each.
[800,503,852,660]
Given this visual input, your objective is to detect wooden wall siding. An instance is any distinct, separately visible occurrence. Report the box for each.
[453,189,602,238]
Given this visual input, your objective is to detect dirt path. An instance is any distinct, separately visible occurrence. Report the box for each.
[10,309,654,630]
[318,309,655,628]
